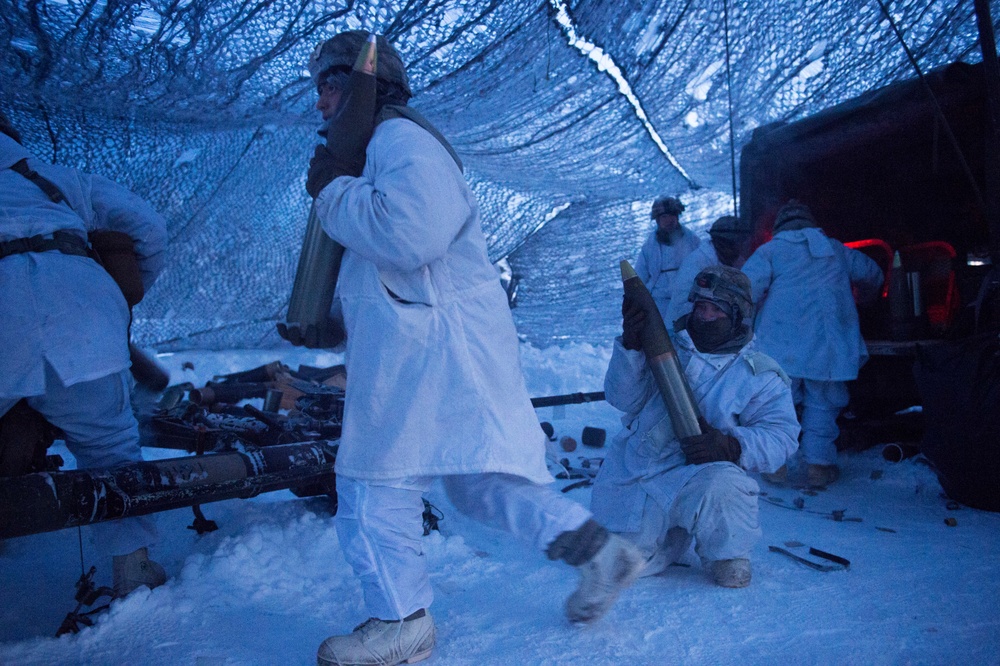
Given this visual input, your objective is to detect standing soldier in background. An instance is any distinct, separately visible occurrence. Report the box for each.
[634,196,701,319]
[665,214,750,326]
[0,110,169,596]
[303,31,643,666]
[741,200,883,488]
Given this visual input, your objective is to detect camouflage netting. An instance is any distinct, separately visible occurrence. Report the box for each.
[0,0,988,348]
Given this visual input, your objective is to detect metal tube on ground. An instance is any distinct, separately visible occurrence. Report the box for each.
[882,442,920,463]
[0,441,338,540]
[129,344,170,392]
[621,260,702,439]
[190,383,270,406]
[212,360,286,384]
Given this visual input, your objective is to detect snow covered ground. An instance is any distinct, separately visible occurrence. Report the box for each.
[1,344,999,665]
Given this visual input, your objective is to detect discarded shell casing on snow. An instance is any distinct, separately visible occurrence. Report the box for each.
[581,426,606,448]
[882,442,920,463]
[280,34,379,348]
[0,441,338,540]
[620,260,702,439]
[262,389,284,413]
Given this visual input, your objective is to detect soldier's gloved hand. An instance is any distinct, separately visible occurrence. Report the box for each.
[680,417,741,465]
[621,296,646,351]
[276,319,345,349]
[306,145,352,198]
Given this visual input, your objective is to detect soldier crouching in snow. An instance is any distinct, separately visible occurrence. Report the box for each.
[301,31,645,666]
[592,266,800,587]
[0,110,168,596]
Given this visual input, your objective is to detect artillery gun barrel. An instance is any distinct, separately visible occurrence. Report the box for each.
[0,441,337,540]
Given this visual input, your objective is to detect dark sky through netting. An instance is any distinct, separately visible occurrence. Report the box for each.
[0,0,987,348]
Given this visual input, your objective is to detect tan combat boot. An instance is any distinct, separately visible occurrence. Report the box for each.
[112,547,167,598]
[711,558,752,588]
[761,464,788,486]
[807,464,841,489]
[566,533,645,624]
[317,610,435,666]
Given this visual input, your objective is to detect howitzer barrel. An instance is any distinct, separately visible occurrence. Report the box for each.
[620,260,702,439]
[0,441,337,540]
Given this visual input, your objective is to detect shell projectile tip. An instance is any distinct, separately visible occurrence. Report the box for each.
[354,33,378,75]
[620,259,637,281]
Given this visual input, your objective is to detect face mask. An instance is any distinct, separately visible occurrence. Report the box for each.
[687,315,735,353]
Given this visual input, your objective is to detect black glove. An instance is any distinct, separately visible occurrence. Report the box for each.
[679,417,741,465]
[621,295,646,351]
[306,145,354,198]
[276,319,345,349]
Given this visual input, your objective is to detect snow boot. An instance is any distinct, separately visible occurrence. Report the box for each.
[639,549,672,578]
[565,533,645,624]
[112,547,166,598]
[807,464,840,489]
[317,609,435,666]
[761,464,788,486]
[710,558,752,588]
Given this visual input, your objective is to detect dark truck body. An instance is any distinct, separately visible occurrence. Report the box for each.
[738,61,1000,498]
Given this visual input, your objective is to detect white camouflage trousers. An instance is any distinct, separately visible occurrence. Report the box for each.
[0,365,158,557]
[631,464,761,570]
[335,473,592,620]
[791,378,850,466]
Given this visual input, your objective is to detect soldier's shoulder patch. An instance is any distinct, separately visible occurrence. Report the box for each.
[744,351,791,386]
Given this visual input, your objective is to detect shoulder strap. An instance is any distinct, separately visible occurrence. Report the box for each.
[9,158,67,204]
[376,105,464,173]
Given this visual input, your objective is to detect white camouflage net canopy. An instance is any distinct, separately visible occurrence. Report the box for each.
[0,0,988,348]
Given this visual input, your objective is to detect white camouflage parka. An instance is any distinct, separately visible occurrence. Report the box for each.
[0,134,167,398]
[741,227,884,381]
[314,118,552,484]
[591,331,800,533]
[634,226,700,317]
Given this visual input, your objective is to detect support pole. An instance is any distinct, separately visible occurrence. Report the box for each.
[974,0,1000,263]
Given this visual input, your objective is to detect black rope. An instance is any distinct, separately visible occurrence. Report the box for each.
[874,0,987,220]
[722,0,739,218]
[77,526,85,577]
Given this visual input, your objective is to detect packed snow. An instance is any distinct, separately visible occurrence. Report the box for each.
[1,344,998,665]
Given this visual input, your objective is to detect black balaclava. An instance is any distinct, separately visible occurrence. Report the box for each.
[687,310,737,353]
[684,265,755,354]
